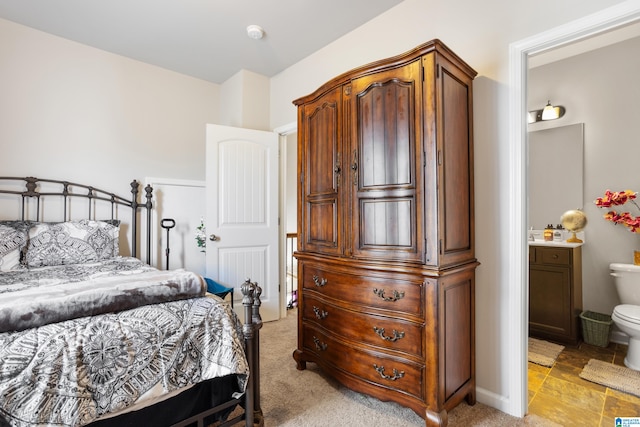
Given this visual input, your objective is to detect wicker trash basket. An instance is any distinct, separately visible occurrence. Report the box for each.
[580,311,613,347]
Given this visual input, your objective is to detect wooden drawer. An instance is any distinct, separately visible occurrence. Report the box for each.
[537,247,571,266]
[301,263,424,317]
[302,294,424,358]
[302,322,424,399]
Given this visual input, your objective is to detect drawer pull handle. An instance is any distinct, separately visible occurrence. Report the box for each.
[313,336,327,351]
[313,306,329,320]
[373,327,405,342]
[312,275,327,287]
[373,288,405,302]
[552,254,559,259]
[373,364,405,381]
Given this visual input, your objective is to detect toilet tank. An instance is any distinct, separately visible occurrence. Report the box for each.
[610,263,640,304]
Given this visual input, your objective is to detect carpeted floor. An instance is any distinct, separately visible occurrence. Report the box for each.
[254,310,558,426]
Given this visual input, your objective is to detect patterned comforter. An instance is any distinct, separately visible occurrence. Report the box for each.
[0,257,205,333]
[0,260,248,427]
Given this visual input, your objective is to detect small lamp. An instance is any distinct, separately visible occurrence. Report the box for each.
[528,100,566,123]
[541,100,565,121]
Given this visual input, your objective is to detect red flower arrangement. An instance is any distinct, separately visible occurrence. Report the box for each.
[594,190,640,233]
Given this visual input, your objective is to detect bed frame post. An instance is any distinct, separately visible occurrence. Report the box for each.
[251,284,263,426]
[129,180,153,263]
[144,184,153,265]
[130,180,140,258]
[241,278,264,427]
[241,279,256,427]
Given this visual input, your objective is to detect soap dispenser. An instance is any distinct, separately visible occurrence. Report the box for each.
[553,225,563,242]
[543,224,554,242]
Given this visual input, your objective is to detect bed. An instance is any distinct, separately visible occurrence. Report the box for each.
[0,176,263,427]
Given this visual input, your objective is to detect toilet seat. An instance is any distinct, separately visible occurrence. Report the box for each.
[613,304,640,324]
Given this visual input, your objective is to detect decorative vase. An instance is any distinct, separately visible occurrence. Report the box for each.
[635,250,640,266]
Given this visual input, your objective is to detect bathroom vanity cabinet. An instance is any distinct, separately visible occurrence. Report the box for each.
[529,244,583,345]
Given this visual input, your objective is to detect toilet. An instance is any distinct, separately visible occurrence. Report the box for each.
[610,263,640,370]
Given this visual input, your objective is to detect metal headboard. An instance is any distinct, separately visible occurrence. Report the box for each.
[0,176,153,263]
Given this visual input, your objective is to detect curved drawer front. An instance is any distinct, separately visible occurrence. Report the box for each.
[302,323,424,399]
[301,263,424,317]
[302,295,424,357]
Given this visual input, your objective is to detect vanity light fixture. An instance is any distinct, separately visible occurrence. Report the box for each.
[246,25,265,40]
[528,100,566,123]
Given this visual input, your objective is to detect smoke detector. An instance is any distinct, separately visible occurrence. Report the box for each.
[246,25,265,40]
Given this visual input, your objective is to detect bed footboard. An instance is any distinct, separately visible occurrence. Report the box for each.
[171,278,263,427]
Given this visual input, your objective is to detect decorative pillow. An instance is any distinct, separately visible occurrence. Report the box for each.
[25,220,120,267]
[0,223,29,271]
[101,219,121,227]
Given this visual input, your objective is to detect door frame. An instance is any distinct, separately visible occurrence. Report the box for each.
[275,121,297,319]
[508,1,640,417]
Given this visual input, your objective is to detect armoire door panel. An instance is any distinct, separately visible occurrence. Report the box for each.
[358,81,413,188]
[299,86,343,256]
[442,69,470,252]
[350,60,424,262]
[360,198,413,248]
[437,57,475,265]
[304,98,341,196]
[307,200,338,247]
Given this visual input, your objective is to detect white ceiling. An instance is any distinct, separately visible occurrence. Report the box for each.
[0,0,404,84]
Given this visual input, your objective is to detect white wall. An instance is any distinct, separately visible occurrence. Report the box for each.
[268,0,628,415]
[146,178,206,274]
[529,35,640,315]
[285,132,297,234]
[0,17,219,190]
[0,17,223,267]
[219,69,270,130]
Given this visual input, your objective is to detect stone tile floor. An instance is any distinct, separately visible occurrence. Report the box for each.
[528,341,640,426]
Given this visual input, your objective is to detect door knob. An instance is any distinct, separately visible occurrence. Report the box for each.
[209,234,220,241]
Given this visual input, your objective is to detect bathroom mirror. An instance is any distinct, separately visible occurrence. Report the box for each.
[528,123,584,230]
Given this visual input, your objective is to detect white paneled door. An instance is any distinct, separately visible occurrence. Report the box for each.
[205,124,280,321]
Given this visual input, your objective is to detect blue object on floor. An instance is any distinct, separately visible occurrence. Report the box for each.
[204,278,234,308]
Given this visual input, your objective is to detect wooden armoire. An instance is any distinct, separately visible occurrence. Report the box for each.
[292,40,478,427]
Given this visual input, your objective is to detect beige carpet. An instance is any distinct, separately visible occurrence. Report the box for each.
[580,359,640,398]
[250,310,559,426]
[528,338,564,367]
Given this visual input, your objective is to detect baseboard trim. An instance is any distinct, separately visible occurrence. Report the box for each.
[610,329,629,345]
[476,386,518,417]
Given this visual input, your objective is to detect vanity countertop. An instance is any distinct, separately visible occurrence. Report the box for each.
[528,241,583,248]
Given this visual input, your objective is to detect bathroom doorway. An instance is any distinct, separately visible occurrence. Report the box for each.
[509,3,640,417]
